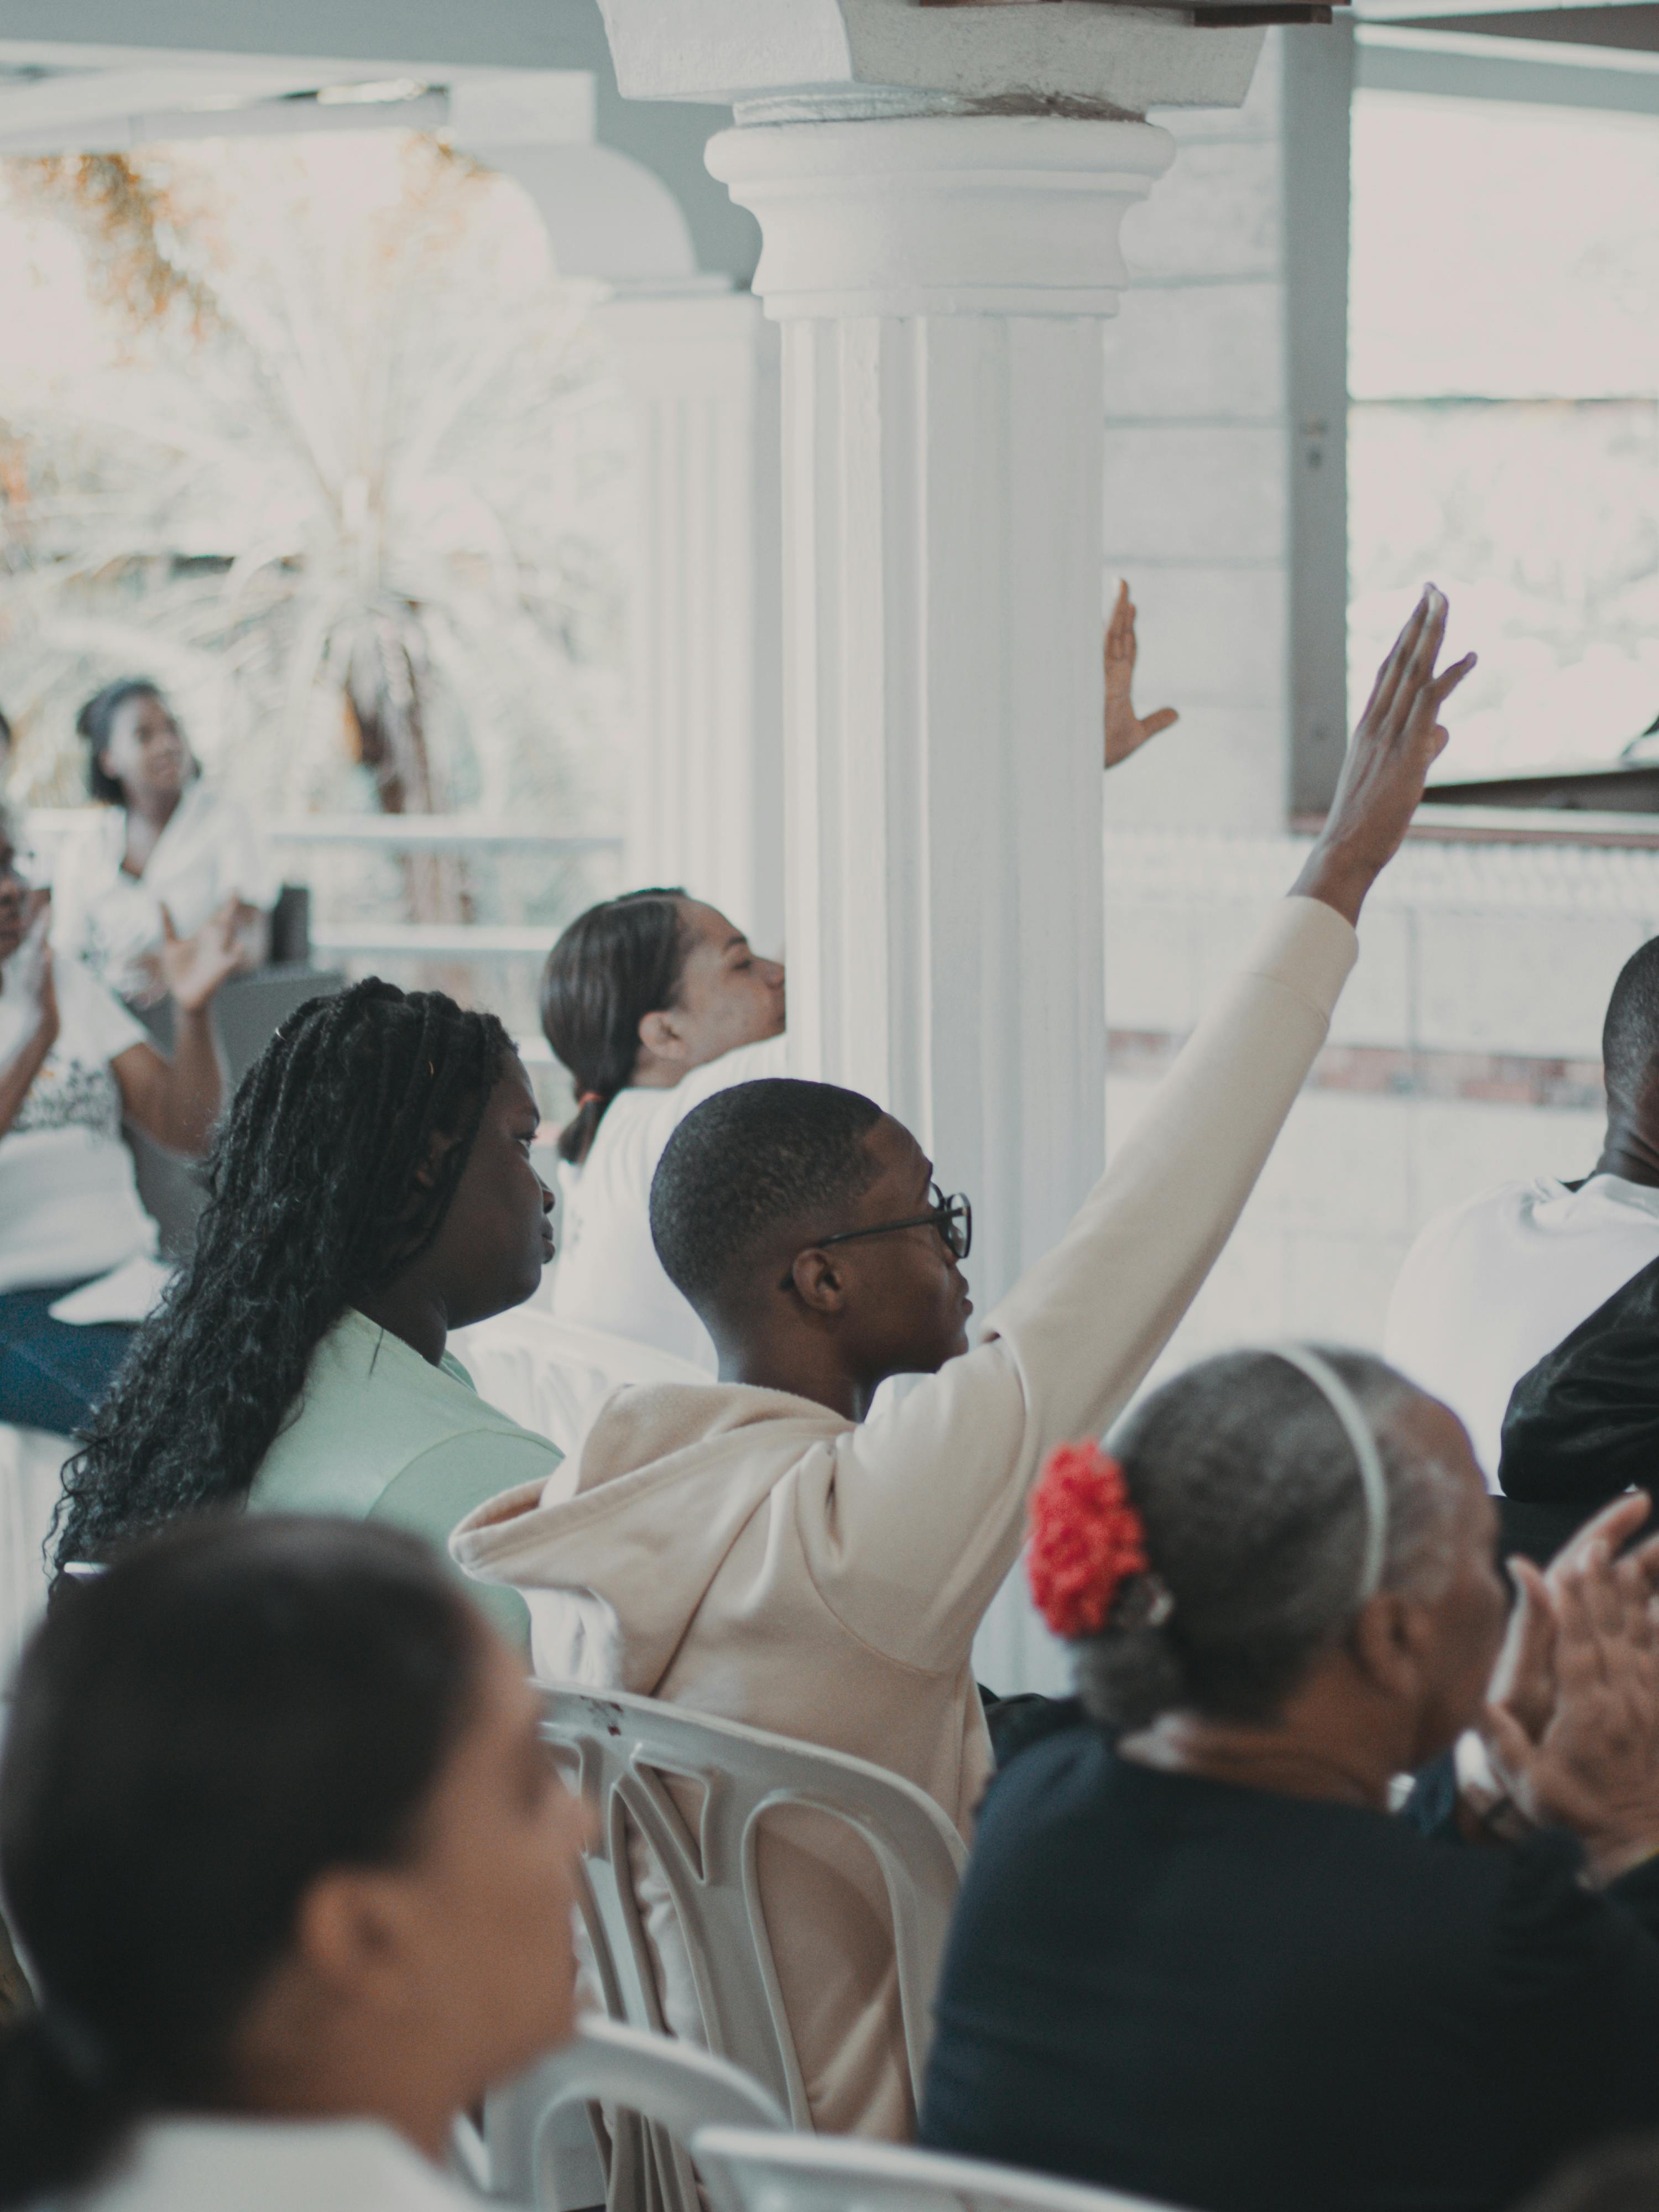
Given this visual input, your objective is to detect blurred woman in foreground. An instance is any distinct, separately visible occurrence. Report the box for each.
[0,1516,590,2210]
[922,1347,1659,2212]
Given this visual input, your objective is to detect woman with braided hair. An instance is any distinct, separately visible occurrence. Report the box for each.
[51,978,559,1639]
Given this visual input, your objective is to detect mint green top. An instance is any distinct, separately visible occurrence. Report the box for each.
[248,1308,558,1644]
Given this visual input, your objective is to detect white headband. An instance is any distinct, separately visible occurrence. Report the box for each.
[1267,1343,1390,1602]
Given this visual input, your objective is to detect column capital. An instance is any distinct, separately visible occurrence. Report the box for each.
[706,113,1173,319]
[597,0,1266,122]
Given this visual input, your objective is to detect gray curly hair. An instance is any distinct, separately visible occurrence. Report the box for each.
[1074,1346,1464,1731]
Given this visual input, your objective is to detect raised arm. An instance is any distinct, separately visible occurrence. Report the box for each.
[811,588,1476,1667]
[111,899,239,1157]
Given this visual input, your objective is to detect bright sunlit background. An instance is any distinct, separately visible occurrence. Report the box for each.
[1349,90,1659,780]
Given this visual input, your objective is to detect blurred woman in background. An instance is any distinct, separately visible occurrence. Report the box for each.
[50,680,272,1006]
[541,888,785,1372]
[0,808,234,1435]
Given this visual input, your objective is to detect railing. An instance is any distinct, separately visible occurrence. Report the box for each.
[27,809,625,965]
[25,810,624,1069]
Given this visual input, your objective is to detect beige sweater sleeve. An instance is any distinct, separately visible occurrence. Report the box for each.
[798,895,1358,1672]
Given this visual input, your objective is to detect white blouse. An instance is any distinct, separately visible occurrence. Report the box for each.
[550,1035,788,1371]
[61,2114,480,2211]
[0,942,156,1296]
[50,782,276,1002]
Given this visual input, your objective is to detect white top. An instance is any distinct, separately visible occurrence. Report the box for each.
[50,782,275,1001]
[60,2114,479,2211]
[550,1035,788,1371]
[0,945,156,1296]
[1383,1171,1659,1486]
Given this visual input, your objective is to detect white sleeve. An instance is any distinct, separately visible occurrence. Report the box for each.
[662,1034,789,1131]
[57,956,149,1065]
[792,896,1359,1671]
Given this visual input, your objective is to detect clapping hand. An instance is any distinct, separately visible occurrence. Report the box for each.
[1484,1526,1659,1883]
[159,896,256,1015]
[1103,581,1179,769]
[1486,1494,1659,1753]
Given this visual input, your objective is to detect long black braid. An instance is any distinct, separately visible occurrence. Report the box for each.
[51,979,513,1582]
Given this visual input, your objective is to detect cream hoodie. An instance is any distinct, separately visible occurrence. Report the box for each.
[453,896,1358,2142]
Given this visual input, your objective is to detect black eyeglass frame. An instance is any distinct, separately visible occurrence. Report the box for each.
[778,1184,973,1292]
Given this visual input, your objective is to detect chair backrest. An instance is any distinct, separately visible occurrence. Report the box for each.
[127,966,345,1259]
[536,1682,968,2129]
[487,2016,787,2212]
[691,2128,1188,2212]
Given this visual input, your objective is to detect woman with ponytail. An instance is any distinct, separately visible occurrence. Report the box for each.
[539,889,784,1370]
[50,977,560,1639]
[0,1515,591,2210]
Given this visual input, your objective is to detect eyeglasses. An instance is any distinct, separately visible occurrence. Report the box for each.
[779,1182,973,1291]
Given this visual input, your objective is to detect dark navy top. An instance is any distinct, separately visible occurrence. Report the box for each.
[921,1723,1659,2212]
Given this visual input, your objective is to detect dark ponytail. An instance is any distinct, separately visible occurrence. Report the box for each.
[0,1516,483,2205]
[74,679,172,806]
[540,888,689,1164]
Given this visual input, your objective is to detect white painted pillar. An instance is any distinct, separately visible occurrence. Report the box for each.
[594,0,1271,1692]
[463,126,785,954]
[593,290,784,956]
[708,117,1172,1307]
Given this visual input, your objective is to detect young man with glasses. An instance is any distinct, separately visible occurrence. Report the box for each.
[457,591,1476,2148]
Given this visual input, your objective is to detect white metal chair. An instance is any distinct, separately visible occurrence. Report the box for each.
[535,1683,968,2130]
[0,1424,76,1688]
[691,2128,1190,2212]
[484,2014,787,2212]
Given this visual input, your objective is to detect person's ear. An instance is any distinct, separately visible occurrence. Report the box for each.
[1349,1589,1433,1703]
[410,1122,461,1194]
[290,1865,420,2018]
[637,1007,691,1066]
[784,1246,851,1318]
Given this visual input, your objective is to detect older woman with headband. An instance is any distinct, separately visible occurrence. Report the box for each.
[920,1345,1659,2212]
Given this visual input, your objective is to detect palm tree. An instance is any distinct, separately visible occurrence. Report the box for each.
[0,134,632,926]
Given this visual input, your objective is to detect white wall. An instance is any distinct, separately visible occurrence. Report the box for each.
[1092,32,1637,1391]
[1103,828,1658,1400]
[1098,44,1292,836]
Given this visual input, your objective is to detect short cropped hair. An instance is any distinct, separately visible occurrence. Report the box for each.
[650,1078,884,1316]
[1604,936,1659,1116]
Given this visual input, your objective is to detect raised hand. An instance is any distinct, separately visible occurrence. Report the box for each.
[1103,581,1179,769]
[1292,586,1477,926]
[158,896,255,1015]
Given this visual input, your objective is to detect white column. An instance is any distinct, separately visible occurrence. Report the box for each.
[461,127,785,954]
[594,291,784,956]
[708,116,1172,1305]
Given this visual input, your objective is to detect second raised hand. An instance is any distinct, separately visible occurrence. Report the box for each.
[1292,585,1477,927]
[1103,579,1179,770]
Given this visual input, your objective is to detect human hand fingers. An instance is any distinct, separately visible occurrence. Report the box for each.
[1142,708,1178,740]
[1548,1494,1653,1593]
[1553,1558,1611,1701]
[1364,589,1434,729]
[159,902,179,946]
[1490,1556,1557,1740]
[1380,588,1452,742]
[1105,582,1134,673]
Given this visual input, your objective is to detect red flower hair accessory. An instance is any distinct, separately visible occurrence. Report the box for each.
[1027,1439,1152,1641]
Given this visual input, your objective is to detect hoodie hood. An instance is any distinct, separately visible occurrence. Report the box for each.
[452,1380,853,1693]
